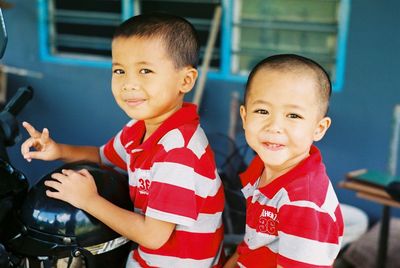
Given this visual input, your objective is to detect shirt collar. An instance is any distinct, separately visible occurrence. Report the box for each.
[240,145,322,195]
[129,102,199,151]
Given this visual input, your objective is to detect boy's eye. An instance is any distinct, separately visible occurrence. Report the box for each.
[139,69,152,74]
[254,109,269,115]
[113,69,124,75]
[287,113,303,119]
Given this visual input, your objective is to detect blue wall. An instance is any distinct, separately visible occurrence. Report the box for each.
[1,0,400,222]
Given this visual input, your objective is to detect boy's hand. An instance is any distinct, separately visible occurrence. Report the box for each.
[45,169,98,210]
[223,251,239,268]
[21,121,61,162]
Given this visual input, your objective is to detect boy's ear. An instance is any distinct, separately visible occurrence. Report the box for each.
[180,67,198,93]
[239,105,247,130]
[313,116,331,142]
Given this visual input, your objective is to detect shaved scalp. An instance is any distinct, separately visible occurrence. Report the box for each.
[113,13,199,69]
[244,54,332,117]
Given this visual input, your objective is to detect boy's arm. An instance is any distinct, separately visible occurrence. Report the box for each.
[21,121,101,164]
[46,168,175,249]
[57,143,100,164]
[84,191,175,249]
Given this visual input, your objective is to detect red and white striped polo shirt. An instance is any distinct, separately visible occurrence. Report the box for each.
[237,145,343,268]
[100,103,225,268]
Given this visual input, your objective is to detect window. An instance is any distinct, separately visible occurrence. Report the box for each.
[231,0,350,90]
[38,0,350,90]
[38,0,128,67]
[38,0,221,68]
[137,0,222,69]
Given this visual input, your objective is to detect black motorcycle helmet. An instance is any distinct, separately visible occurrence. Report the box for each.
[4,162,134,268]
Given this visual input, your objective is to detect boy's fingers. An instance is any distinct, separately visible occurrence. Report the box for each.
[22,121,41,138]
[78,169,91,177]
[41,128,50,142]
[21,136,45,153]
[20,138,33,155]
[61,169,75,176]
[46,189,62,199]
[23,151,44,161]
[51,172,67,183]
[44,179,61,190]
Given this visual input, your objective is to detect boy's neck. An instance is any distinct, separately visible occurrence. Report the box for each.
[142,102,184,143]
[142,123,159,143]
[259,152,311,187]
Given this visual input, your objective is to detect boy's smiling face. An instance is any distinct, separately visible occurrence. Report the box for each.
[240,68,331,179]
[111,36,197,129]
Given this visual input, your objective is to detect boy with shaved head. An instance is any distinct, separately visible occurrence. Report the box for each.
[224,54,343,268]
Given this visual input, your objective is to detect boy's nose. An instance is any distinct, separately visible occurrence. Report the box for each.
[122,80,139,91]
[263,116,283,134]
[122,85,138,91]
[121,74,139,91]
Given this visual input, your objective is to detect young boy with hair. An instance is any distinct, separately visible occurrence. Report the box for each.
[21,13,225,268]
[224,54,344,268]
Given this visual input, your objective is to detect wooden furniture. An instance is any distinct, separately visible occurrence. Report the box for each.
[340,169,400,268]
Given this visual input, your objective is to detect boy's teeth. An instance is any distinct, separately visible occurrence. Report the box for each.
[264,142,283,150]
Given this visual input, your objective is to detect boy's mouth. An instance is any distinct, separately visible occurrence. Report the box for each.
[262,142,284,151]
[124,98,145,107]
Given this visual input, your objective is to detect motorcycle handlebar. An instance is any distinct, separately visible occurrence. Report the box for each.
[4,86,33,116]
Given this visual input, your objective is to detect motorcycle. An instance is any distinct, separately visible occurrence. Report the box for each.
[0,9,133,268]
[0,86,134,268]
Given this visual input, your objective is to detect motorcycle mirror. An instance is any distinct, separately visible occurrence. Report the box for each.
[0,8,7,59]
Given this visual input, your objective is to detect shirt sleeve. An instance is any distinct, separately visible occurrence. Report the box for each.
[276,203,342,267]
[100,128,128,171]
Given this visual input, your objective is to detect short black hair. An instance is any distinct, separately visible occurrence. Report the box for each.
[113,13,200,69]
[244,54,332,117]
